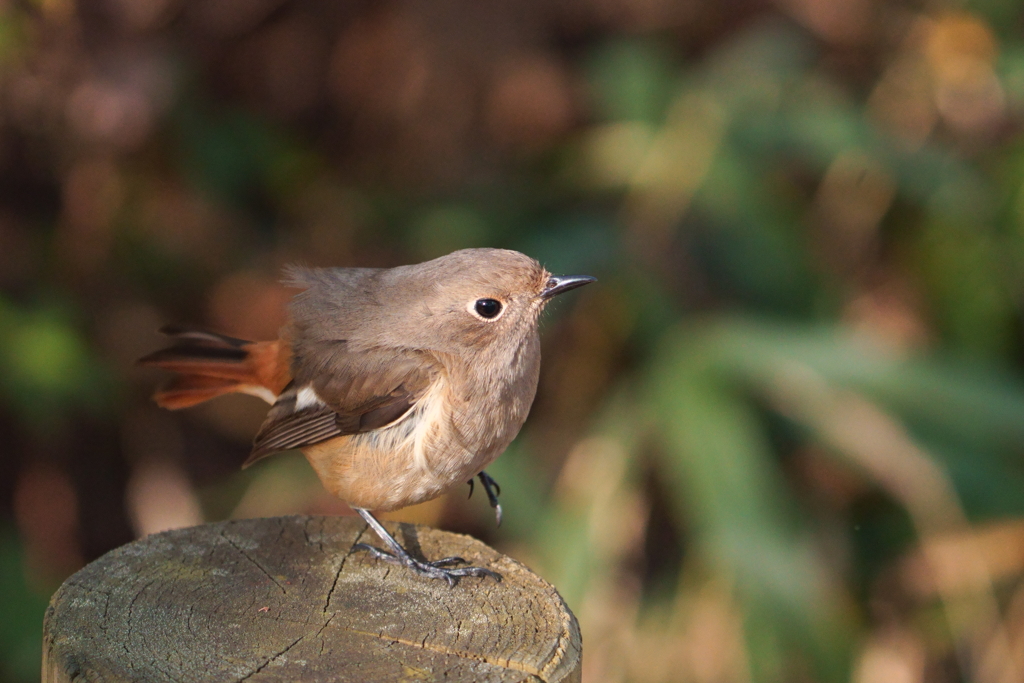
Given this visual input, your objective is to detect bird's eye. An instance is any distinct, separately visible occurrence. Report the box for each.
[474,298,503,319]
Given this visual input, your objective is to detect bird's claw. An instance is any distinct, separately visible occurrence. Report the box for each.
[478,471,503,527]
[352,543,501,587]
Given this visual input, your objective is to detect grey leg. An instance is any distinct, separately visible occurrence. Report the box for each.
[351,507,501,587]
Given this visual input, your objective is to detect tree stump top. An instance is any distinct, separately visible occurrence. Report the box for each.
[43,515,581,683]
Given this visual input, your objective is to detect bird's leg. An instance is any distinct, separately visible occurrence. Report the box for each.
[478,471,502,527]
[351,507,501,587]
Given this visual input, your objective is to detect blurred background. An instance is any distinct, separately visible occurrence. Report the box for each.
[2,0,1024,681]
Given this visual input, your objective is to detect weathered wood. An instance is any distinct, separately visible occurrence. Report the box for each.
[42,515,581,683]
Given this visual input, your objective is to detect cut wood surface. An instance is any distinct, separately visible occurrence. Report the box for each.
[42,515,581,683]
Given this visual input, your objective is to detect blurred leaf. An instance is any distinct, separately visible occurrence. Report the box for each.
[676,317,1024,523]
[650,324,853,682]
[409,203,491,259]
[693,146,819,314]
[516,212,617,277]
[0,298,109,425]
[914,218,1014,358]
[0,528,48,683]
[587,39,678,125]
[696,318,1024,451]
[174,97,295,216]
[0,7,28,71]
[967,0,1022,35]
[521,390,643,607]
[702,20,814,100]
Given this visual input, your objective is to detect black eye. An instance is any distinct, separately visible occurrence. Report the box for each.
[474,298,502,319]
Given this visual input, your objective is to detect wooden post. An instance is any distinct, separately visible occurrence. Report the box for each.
[42,515,581,682]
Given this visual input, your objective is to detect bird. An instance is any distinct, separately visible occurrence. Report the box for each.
[138,248,595,585]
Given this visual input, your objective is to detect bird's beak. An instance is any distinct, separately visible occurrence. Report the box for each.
[540,275,597,299]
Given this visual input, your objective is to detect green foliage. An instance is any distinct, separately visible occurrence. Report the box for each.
[0,298,109,426]
[4,1,1024,681]
[0,528,49,683]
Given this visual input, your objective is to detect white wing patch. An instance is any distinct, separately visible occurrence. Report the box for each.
[295,386,325,410]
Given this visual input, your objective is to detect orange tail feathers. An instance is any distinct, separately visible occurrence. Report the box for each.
[138,325,291,410]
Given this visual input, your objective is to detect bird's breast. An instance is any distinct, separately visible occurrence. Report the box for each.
[301,352,539,512]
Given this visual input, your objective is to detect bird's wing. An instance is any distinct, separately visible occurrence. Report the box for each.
[244,345,438,466]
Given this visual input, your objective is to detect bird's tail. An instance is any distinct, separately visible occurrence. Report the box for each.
[138,325,291,409]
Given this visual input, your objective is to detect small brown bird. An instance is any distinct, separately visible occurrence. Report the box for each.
[139,248,594,584]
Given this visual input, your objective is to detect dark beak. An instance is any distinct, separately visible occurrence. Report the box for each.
[540,275,597,299]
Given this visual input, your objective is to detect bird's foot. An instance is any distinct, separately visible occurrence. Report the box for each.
[467,470,503,527]
[352,542,501,587]
[352,506,501,586]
